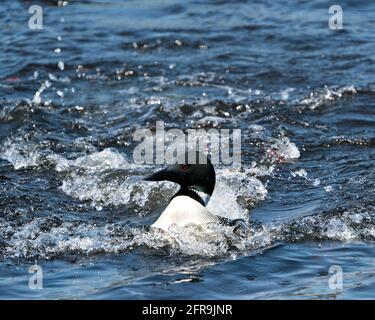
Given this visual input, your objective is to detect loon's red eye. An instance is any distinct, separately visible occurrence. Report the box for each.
[180,164,190,171]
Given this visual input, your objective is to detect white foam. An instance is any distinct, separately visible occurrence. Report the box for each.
[266,137,300,163]
[0,140,41,170]
[0,135,271,217]
[32,80,51,105]
[55,148,130,172]
[208,168,268,219]
[299,85,357,110]
[280,87,295,100]
[291,169,308,179]
[2,206,374,259]
[324,185,334,192]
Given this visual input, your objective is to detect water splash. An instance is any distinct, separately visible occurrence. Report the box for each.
[1,206,373,259]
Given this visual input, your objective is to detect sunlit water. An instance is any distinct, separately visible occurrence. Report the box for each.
[0,0,374,299]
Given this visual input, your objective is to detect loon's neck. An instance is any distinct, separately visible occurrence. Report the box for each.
[172,187,210,207]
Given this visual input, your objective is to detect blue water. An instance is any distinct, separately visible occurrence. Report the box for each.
[0,0,374,299]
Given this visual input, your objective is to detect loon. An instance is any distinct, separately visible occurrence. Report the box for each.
[145,151,220,232]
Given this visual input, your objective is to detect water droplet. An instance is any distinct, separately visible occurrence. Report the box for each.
[58,61,65,71]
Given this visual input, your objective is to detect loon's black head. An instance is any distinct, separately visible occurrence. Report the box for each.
[145,151,216,201]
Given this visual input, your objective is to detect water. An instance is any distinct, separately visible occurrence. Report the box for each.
[0,0,374,299]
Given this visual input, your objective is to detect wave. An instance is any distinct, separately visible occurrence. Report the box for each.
[1,205,373,259]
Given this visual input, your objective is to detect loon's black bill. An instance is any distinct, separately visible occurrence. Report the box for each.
[144,168,169,182]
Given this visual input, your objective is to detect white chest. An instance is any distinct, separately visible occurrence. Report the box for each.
[151,196,219,232]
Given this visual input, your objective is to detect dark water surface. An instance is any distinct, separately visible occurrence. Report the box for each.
[0,0,374,299]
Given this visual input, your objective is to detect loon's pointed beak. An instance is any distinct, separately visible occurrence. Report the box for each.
[144,166,186,185]
[144,168,170,182]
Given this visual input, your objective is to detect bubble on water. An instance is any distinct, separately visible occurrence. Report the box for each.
[324,185,334,192]
[280,87,295,100]
[248,124,265,133]
[58,61,65,71]
[312,178,321,187]
[291,169,307,179]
